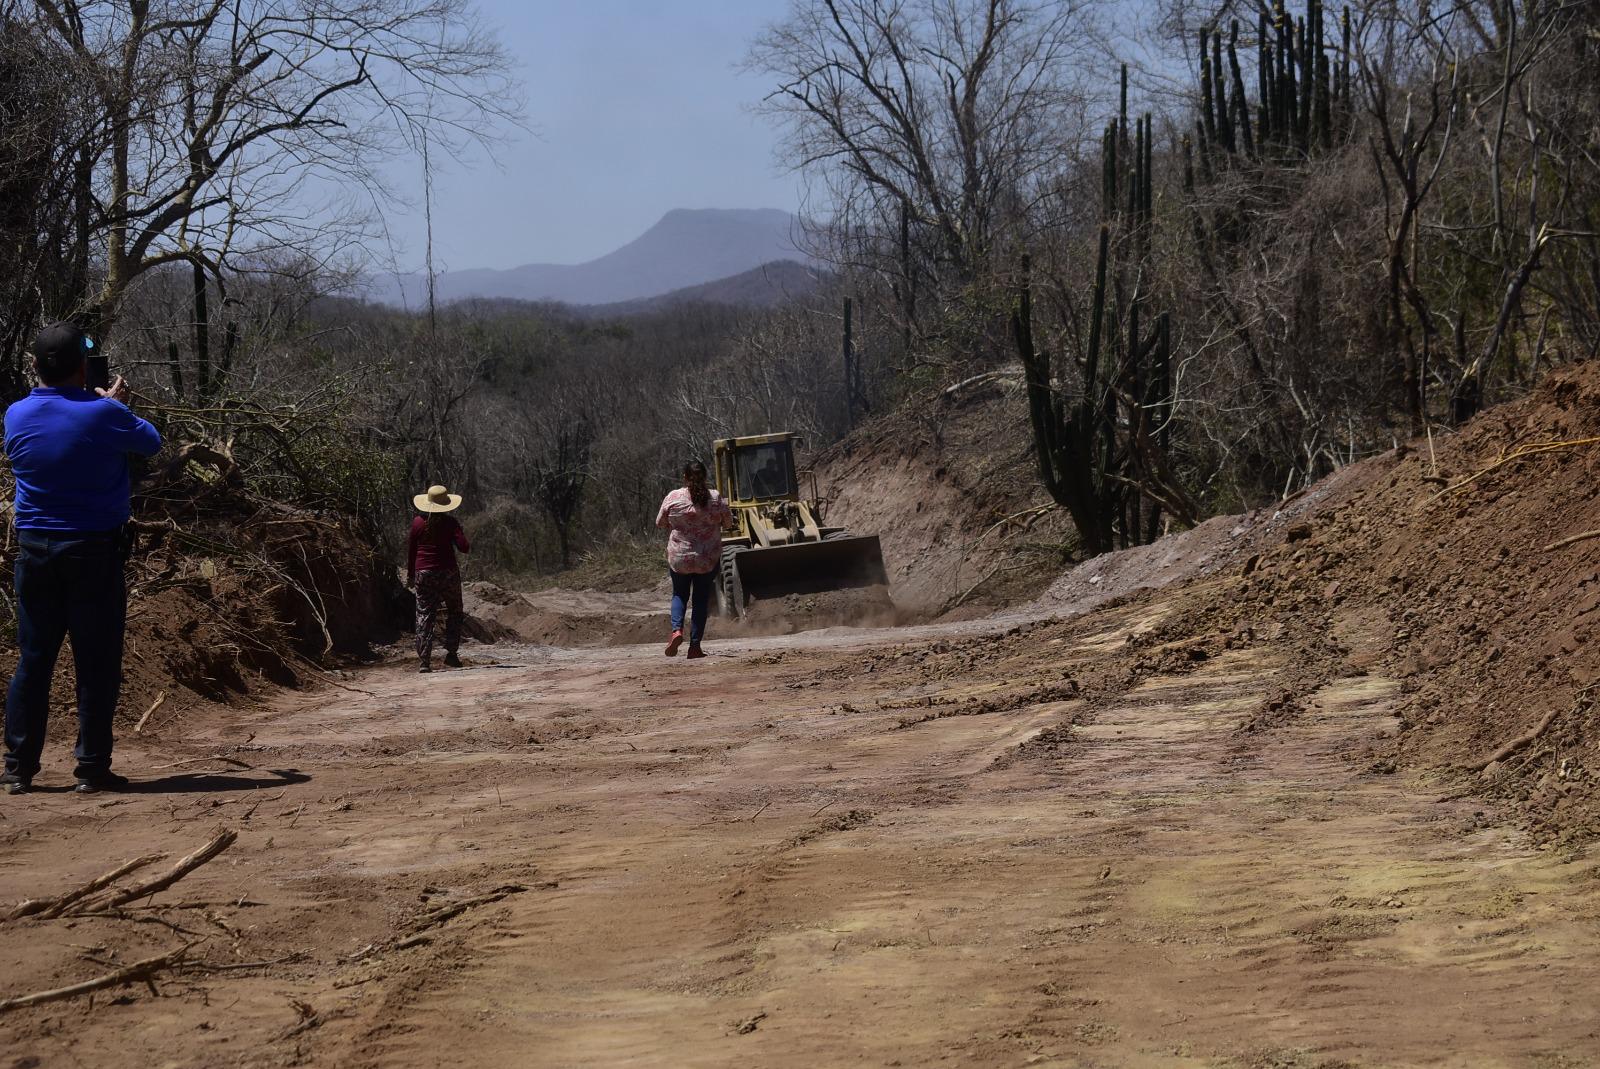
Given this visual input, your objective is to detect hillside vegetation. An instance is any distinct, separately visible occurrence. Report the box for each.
[1,0,1598,680]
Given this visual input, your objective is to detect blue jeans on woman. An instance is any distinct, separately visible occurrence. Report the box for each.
[5,529,127,781]
[670,569,715,645]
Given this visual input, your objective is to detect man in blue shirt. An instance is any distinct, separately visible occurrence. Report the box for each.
[2,322,161,795]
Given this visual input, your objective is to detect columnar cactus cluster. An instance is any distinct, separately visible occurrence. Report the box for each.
[1192,0,1350,169]
[1016,66,1182,555]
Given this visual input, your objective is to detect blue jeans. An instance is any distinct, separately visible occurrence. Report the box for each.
[5,529,128,780]
[670,569,715,645]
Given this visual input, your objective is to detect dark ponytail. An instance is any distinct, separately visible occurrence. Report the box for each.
[685,460,710,509]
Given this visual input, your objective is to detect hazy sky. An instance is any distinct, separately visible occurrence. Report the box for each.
[388,0,804,273]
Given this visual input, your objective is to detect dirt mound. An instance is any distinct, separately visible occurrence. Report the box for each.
[1131,363,1600,842]
[0,440,406,728]
[461,581,665,647]
[1028,454,1385,619]
[815,368,1079,617]
[742,584,898,632]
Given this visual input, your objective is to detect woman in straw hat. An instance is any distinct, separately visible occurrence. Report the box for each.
[407,484,471,672]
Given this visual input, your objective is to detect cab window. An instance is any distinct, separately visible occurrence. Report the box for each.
[734,444,793,499]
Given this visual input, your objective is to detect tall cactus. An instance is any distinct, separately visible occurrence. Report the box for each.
[1258,12,1274,144]
[1015,95,1189,555]
[1339,8,1352,109]
[1193,0,1347,165]
[1213,30,1234,153]
[1228,23,1255,158]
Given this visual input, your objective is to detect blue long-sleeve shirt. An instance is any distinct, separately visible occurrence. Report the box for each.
[4,386,162,532]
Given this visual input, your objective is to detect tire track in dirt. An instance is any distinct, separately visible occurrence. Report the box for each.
[3,609,1600,1067]
[300,622,1600,1067]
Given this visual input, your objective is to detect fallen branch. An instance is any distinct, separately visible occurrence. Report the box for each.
[950,504,1058,604]
[0,944,192,1014]
[290,652,377,697]
[141,898,265,911]
[949,556,1045,612]
[409,884,527,933]
[949,561,1005,611]
[79,830,238,913]
[184,951,305,973]
[134,692,168,734]
[1462,707,1564,773]
[150,755,255,771]
[5,854,168,922]
[940,369,1018,399]
[1543,529,1600,552]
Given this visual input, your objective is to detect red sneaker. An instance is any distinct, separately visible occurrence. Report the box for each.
[685,645,706,660]
[664,630,684,657]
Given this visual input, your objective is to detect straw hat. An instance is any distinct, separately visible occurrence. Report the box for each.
[414,484,462,513]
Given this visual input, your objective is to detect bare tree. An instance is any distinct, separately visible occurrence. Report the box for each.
[749,0,1101,360]
[0,4,99,391]
[16,0,519,335]
[518,399,595,572]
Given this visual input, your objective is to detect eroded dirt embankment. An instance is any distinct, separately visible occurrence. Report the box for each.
[0,446,404,730]
[815,367,1079,617]
[1071,362,1600,845]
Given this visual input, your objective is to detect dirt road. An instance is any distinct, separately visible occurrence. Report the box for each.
[3,600,1599,1067]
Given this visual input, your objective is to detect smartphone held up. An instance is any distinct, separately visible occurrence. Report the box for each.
[84,335,111,392]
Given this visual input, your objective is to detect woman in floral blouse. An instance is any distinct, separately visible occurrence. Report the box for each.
[655,460,733,658]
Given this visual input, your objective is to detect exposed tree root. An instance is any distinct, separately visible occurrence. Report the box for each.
[1462,708,1564,773]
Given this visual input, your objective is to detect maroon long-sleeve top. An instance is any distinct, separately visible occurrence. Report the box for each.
[408,515,470,578]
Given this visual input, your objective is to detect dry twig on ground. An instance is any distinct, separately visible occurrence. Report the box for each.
[1543,529,1600,552]
[134,692,168,733]
[408,884,528,932]
[79,830,239,914]
[0,944,193,1014]
[4,854,168,922]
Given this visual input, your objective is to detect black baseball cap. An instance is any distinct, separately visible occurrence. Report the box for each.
[29,321,95,383]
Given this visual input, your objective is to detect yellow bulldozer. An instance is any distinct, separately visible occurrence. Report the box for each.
[712,431,889,617]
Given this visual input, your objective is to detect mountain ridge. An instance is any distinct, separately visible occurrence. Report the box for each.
[370,207,813,307]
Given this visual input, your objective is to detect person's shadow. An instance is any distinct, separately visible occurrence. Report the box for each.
[30,769,311,795]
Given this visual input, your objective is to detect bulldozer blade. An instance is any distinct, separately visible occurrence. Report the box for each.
[733,535,889,603]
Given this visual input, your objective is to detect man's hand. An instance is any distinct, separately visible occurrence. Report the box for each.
[95,375,130,405]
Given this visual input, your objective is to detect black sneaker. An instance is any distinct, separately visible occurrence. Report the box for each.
[443,652,462,668]
[73,771,130,795]
[1,773,29,796]
[419,662,433,674]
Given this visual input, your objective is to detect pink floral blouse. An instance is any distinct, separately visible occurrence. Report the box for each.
[656,487,733,574]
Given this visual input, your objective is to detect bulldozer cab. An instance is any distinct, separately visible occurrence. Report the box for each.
[714,433,799,505]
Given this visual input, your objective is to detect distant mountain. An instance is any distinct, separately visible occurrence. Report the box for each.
[370,208,813,307]
[578,259,825,316]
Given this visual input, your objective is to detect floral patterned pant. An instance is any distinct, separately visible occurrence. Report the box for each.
[414,569,463,663]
